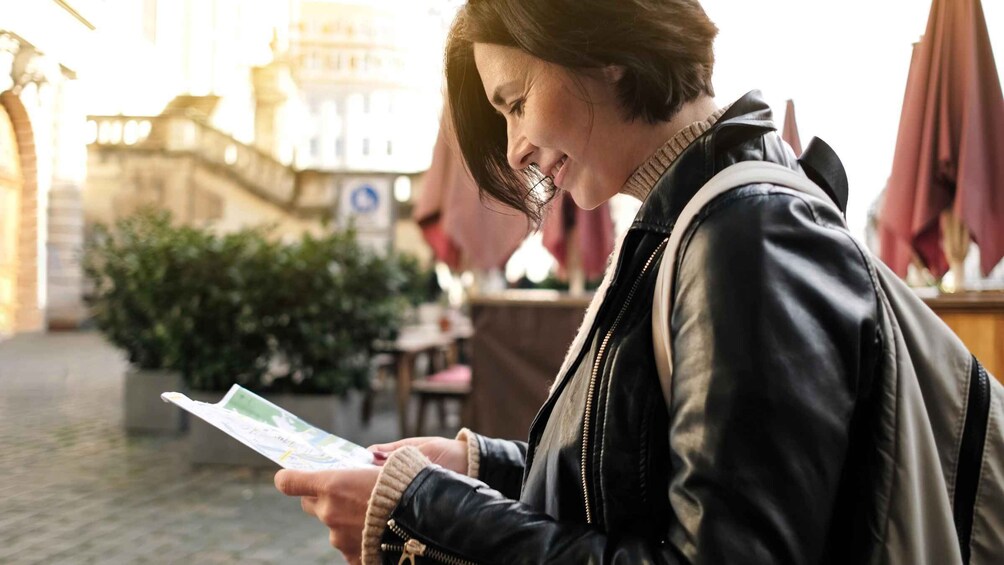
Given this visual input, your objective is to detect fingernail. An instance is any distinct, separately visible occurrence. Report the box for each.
[372,451,389,462]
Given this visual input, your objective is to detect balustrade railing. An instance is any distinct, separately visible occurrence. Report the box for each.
[87,115,297,207]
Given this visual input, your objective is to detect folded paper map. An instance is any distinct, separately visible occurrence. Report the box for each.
[161,384,374,471]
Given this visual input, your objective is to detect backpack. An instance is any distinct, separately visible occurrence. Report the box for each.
[651,152,1004,565]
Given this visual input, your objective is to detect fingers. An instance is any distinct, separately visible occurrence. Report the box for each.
[274,469,325,497]
[367,437,438,452]
[329,528,362,564]
[368,437,440,465]
[300,495,337,528]
[279,468,377,565]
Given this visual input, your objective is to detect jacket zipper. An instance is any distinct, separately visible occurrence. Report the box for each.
[522,232,644,489]
[581,238,668,525]
[381,519,478,565]
[953,355,991,565]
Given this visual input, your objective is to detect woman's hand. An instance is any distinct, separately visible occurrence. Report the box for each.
[274,466,381,565]
[369,437,469,475]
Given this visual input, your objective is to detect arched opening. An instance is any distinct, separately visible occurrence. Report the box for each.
[0,100,21,334]
[0,91,40,335]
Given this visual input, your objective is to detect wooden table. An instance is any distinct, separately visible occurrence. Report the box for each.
[378,322,473,437]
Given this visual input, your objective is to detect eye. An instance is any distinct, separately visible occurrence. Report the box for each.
[508,97,525,117]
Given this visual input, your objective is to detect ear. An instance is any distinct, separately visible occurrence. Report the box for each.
[601,65,626,83]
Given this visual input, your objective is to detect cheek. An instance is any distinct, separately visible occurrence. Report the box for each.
[530,95,586,150]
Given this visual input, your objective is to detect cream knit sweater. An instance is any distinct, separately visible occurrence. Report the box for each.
[360,106,726,565]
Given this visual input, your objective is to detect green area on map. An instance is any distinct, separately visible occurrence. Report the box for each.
[222,388,312,433]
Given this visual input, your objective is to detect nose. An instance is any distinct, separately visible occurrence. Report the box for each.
[506,129,536,171]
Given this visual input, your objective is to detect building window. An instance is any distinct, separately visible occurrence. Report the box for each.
[335,137,344,158]
[362,138,371,156]
[310,137,320,157]
[386,140,393,155]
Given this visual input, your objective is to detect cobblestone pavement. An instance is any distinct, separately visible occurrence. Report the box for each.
[0,331,417,565]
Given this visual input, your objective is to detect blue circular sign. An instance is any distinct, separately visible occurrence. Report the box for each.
[350,184,380,214]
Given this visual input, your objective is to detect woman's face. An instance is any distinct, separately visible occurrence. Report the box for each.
[473,43,640,210]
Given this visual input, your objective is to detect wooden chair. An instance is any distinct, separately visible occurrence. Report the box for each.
[411,364,472,436]
[361,352,396,425]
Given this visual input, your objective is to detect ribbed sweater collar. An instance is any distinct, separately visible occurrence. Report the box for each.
[620,105,730,201]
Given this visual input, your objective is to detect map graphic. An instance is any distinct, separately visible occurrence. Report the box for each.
[161,385,374,471]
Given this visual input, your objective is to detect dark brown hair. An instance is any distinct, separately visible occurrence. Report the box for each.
[446,0,718,224]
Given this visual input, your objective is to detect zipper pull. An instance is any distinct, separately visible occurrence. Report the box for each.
[397,538,427,565]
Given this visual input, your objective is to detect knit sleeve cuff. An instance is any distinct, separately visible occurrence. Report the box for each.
[360,446,431,565]
[455,427,481,479]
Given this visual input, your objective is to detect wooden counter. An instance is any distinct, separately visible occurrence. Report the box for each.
[467,291,591,440]
[921,291,1004,381]
[466,290,1002,441]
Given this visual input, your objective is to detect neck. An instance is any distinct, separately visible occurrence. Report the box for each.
[662,95,719,143]
[632,96,717,163]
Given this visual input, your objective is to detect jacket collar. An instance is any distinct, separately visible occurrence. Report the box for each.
[630,90,782,235]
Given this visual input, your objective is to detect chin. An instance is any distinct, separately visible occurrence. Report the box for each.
[565,187,606,211]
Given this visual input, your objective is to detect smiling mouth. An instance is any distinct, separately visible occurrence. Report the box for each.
[550,155,568,180]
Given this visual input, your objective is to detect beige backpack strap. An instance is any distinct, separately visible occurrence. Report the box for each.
[651,161,835,406]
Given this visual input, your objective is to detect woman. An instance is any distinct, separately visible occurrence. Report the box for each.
[275,1,882,563]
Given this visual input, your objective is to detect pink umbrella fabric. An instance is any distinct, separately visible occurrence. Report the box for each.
[878,0,1004,277]
[414,111,527,271]
[782,99,803,156]
[541,191,615,280]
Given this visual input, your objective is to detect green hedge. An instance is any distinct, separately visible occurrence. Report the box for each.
[83,209,424,394]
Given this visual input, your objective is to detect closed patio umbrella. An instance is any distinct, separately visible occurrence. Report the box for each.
[542,191,615,291]
[781,99,803,157]
[414,110,527,272]
[878,0,1004,279]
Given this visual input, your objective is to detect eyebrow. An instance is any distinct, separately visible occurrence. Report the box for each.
[491,81,520,107]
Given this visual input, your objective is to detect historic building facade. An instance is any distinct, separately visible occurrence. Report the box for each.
[289,0,444,173]
[0,1,453,335]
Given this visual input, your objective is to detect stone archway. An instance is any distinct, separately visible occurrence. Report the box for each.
[0,91,41,335]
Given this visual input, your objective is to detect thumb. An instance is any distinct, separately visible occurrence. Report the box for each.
[274,469,324,497]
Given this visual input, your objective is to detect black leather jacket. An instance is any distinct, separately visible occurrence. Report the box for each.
[380,91,882,564]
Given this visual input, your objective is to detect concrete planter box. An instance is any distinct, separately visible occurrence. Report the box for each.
[187,389,366,468]
[124,368,187,434]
